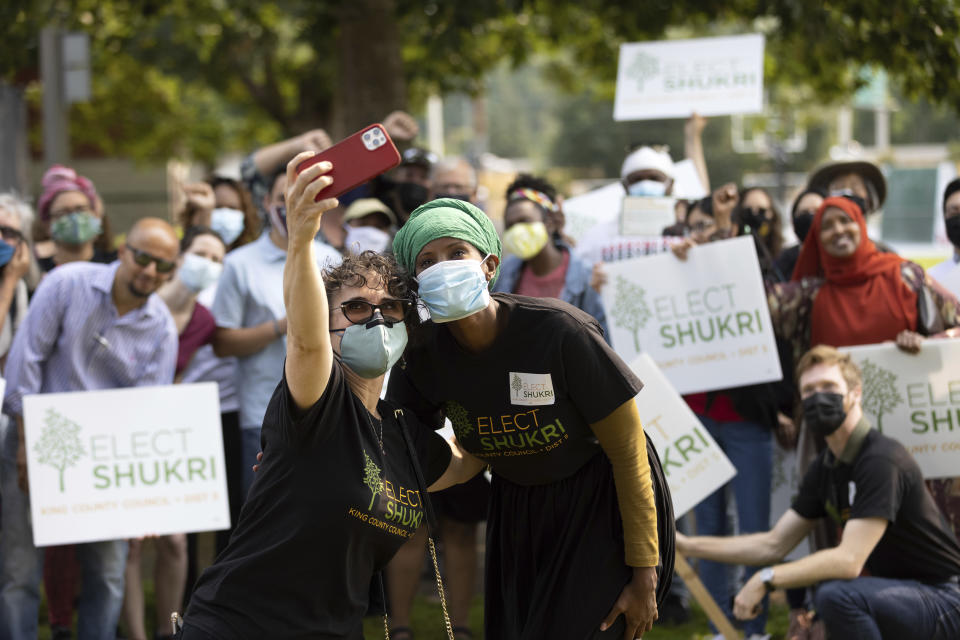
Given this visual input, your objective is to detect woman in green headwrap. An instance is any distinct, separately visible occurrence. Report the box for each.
[389,199,673,640]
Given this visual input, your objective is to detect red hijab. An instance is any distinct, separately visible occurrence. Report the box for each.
[791,196,917,347]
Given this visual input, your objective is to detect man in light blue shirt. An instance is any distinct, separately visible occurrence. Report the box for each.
[214,160,340,495]
[0,218,180,640]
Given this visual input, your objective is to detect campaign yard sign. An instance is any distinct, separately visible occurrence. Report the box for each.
[614,34,765,121]
[601,236,782,394]
[630,354,736,517]
[841,339,960,479]
[23,383,229,546]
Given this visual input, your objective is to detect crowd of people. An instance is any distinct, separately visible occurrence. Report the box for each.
[0,108,957,640]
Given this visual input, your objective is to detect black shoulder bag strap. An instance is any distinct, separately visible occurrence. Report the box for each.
[380,407,454,640]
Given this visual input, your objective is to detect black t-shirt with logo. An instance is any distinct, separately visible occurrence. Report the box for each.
[792,428,960,583]
[185,362,451,639]
[388,293,643,486]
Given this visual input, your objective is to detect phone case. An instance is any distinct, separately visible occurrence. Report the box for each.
[296,124,401,201]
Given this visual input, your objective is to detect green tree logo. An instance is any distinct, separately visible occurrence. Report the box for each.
[627,51,660,91]
[362,449,384,511]
[859,359,904,432]
[443,400,473,439]
[35,409,86,493]
[511,374,523,398]
[610,276,652,352]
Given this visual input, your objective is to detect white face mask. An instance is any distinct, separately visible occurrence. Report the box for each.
[210,207,245,246]
[416,255,492,323]
[178,253,223,293]
[627,180,668,197]
[344,225,391,255]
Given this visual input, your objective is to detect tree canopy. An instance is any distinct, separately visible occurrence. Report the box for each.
[4,0,959,165]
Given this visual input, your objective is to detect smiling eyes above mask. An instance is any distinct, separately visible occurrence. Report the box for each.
[416,256,492,323]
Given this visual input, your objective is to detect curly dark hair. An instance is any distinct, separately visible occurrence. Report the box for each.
[504,173,558,203]
[322,250,412,310]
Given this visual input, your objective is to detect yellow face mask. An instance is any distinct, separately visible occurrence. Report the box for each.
[503,221,549,260]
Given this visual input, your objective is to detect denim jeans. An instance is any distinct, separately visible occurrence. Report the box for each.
[692,416,773,637]
[815,577,960,639]
[0,419,128,640]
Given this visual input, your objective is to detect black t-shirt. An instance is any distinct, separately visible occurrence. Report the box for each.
[792,428,960,583]
[388,293,643,486]
[185,362,451,639]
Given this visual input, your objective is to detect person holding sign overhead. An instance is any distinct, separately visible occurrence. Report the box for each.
[389,198,673,640]
[181,154,482,639]
[0,218,180,640]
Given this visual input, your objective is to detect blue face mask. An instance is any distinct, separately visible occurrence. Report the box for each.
[210,207,245,245]
[0,241,15,268]
[332,319,408,378]
[627,180,668,198]
[416,255,492,323]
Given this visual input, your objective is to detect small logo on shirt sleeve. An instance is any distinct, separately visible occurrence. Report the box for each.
[509,372,555,406]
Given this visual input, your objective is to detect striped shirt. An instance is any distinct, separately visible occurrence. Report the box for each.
[3,261,178,417]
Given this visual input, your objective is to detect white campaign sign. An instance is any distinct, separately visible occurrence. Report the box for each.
[620,196,677,236]
[840,339,960,479]
[630,354,736,517]
[601,236,782,394]
[614,34,765,121]
[23,383,229,546]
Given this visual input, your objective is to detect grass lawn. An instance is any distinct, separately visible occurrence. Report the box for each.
[362,595,792,639]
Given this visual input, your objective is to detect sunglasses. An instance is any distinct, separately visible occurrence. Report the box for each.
[126,245,176,273]
[339,298,412,325]
[0,225,24,244]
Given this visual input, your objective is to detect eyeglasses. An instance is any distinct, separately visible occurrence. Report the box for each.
[126,245,176,273]
[742,207,769,218]
[0,225,24,244]
[689,220,716,233]
[339,298,412,325]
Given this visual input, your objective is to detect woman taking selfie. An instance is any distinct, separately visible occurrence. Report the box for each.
[181,154,481,639]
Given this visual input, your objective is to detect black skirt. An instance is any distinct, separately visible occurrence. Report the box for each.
[484,451,632,639]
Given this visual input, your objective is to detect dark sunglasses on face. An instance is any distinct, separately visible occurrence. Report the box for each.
[742,207,770,219]
[0,225,24,244]
[339,298,412,325]
[126,245,176,273]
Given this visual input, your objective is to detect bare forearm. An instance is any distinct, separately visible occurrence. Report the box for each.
[682,531,782,566]
[252,138,303,177]
[213,323,281,358]
[685,134,709,193]
[283,241,330,353]
[766,547,861,590]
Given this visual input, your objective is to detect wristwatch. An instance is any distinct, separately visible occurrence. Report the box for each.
[759,566,776,593]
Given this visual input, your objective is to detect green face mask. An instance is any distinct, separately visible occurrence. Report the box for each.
[331,320,408,379]
[51,211,102,245]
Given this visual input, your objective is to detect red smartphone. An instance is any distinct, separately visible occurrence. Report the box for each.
[295,123,401,201]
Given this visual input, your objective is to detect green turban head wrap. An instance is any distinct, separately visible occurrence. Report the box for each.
[392,198,502,286]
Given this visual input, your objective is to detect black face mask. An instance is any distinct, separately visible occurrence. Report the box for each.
[802,392,847,437]
[397,182,429,215]
[432,192,471,203]
[793,212,814,243]
[738,207,771,237]
[946,216,960,248]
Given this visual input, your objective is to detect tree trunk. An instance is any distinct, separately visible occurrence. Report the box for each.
[332,0,407,139]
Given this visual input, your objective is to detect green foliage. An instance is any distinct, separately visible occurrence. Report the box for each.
[35,408,86,493]
[5,1,960,165]
[610,276,651,352]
